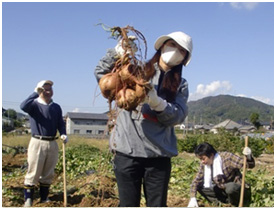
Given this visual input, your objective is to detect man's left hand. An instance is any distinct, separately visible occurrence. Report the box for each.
[242,147,252,160]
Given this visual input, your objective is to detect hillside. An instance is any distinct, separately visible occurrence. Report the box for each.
[187,95,274,125]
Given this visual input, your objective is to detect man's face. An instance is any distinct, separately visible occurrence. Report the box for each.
[41,84,53,100]
[198,154,214,166]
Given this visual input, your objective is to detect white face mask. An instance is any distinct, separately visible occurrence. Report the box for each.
[161,45,185,67]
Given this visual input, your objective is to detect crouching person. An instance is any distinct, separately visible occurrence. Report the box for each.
[20,80,68,207]
[188,142,255,207]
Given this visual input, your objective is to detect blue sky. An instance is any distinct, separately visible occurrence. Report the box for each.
[2,2,274,115]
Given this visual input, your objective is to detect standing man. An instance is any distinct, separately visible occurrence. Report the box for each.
[20,80,68,207]
[188,142,255,207]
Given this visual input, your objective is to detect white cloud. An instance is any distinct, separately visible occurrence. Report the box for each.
[190,82,272,105]
[230,2,259,10]
[251,96,271,104]
[72,108,80,112]
[237,94,272,105]
[71,107,93,113]
[236,94,247,98]
[189,81,232,101]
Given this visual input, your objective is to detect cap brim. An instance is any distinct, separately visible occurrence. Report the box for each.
[154,35,171,50]
[44,80,54,86]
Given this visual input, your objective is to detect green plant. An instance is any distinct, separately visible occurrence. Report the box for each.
[2,136,274,207]
[248,137,266,157]
[246,169,274,207]
[265,138,274,154]
[177,137,198,153]
[55,144,113,179]
[170,157,199,197]
[177,132,270,158]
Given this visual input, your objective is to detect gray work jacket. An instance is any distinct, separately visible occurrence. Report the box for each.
[94,49,189,158]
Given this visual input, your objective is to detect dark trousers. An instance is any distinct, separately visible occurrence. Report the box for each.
[113,152,171,207]
[199,182,251,207]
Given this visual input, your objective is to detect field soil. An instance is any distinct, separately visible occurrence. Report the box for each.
[2,151,273,207]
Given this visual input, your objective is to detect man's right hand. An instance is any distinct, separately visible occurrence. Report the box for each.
[188,197,198,207]
[34,80,46,94]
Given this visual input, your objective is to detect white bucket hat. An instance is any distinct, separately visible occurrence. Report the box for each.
[154,31,193,66]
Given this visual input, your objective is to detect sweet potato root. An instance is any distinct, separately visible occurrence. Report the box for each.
[98,25,154,111]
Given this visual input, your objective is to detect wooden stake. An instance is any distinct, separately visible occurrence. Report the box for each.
[63,142,67,207]
[238,136,249,207]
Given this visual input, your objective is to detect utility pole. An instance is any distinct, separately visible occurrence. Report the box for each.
[193,115,196,134]
[186,116,189,135]
[183,116,188,138]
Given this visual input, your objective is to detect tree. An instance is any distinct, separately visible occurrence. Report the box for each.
[3,109,17,120]
[250,112,261,129]
[3,109,24,129]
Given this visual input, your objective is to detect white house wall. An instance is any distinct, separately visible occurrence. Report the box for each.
[66,117,108,135]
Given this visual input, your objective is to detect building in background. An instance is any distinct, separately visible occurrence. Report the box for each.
[210,119,242,134]
[65,112,109,137]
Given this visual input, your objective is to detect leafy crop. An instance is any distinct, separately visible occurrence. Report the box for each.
[170,158,199,197]
[246,169,274,207]
[177,132,273,157]
[55,144,113,179]
[2,135,274,207]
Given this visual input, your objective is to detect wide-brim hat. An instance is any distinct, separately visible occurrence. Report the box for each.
[154,31,193,66]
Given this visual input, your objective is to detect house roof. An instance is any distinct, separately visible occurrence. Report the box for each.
[195,124,212,130]
[238,125,256,131]
[66,112,109,120]
[213,119,242,130]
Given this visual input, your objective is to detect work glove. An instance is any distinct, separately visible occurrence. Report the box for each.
[188,197,198,207]
[115,35,138,57]
[61,134,69,144]
[34,80,46,94]
[242,147,252,160]
[146,87,167,112]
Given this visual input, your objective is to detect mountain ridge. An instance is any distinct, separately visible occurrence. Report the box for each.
[187,94,274,125]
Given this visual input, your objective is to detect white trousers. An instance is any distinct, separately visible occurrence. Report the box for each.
[24,137,59,186]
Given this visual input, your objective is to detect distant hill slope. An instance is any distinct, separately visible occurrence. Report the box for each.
[187,95,274,125]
